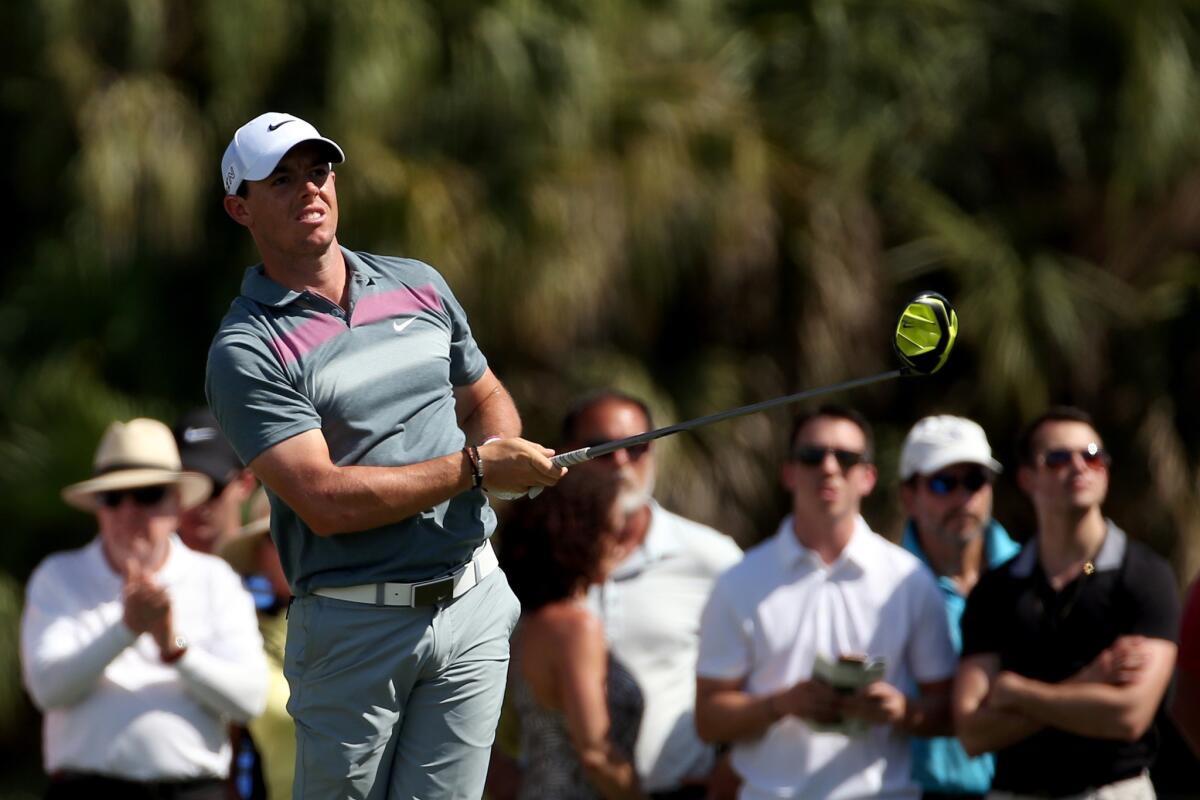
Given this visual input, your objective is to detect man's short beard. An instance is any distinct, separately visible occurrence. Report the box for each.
[618,469,656,514]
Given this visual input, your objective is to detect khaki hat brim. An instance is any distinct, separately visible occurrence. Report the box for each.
[62,469,213,512]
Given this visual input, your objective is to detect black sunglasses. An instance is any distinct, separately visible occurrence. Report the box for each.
[1038,443,1110,471]
[925,469,991,496]
[792,446,869,470]
[100,485,170,508]
[583,441,650,462]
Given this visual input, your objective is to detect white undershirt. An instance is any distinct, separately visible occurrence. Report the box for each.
[21,535,267,780]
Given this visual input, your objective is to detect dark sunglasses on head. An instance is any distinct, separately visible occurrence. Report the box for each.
[100,485,170,508]
[584,442,650,462]
[1039,443,1110,470]
[792,446,869,470]
[925,469,991,496]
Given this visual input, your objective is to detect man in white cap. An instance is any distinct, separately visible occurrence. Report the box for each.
[20,418,267,799]
[207,112,566,799]
[898,415,1020,800]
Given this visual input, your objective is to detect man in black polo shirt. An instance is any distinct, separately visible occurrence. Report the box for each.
[954,407,1179,799]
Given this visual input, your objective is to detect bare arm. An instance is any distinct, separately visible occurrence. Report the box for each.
[250,371,564,535]
[558,616,644,800]
[695,674,847,744]
[695,676,782,744]
[454,367,521,443]
[989,638,1177,742]
[954,654,1043,757]
[843,678,953,737]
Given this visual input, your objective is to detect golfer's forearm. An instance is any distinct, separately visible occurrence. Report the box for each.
[269,452,475,535]
[695,689,779,743]
[956,707,1041,756]
[459,384,521,444]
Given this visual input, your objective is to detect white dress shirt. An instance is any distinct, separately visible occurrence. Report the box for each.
[21,535,267,780]
[697,516,956,800]
[589,502,742,792]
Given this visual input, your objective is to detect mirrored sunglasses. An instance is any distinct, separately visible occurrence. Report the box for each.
[925,469,992,496]
[1039,443,1110,471]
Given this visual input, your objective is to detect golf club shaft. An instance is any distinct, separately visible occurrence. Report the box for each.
[551,368,906,468]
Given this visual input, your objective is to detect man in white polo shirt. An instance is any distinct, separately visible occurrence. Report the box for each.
[695,405,957,800]
[564,390,744,799]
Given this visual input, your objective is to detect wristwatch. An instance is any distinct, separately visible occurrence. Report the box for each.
[161,633,189,664]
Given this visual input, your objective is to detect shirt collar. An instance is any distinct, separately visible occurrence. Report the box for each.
[775,514,874,572]
[609,500,684,580]
[1010,518,1126,578]
[239,246,376,307]
[901,518,1014,570]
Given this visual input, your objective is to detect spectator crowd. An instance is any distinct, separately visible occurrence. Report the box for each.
[19,398,1200,800]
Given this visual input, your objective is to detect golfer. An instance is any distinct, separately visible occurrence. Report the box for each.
[206,112,565,799]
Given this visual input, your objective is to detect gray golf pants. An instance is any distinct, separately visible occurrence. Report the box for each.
[284,569,521,800]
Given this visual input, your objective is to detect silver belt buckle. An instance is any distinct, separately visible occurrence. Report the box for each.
[411,575,455,606]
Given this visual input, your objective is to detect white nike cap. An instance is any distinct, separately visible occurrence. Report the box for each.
[899,415,1003,480]
[221,112,345,195]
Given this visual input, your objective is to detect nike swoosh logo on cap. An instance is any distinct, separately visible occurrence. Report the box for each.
[267,120,294,131]
[183,427,219,443]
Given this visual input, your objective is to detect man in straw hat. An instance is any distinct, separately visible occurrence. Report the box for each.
[207,112,566,799]
[20,417,268,799]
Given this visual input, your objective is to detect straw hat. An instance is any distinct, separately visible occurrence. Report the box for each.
[61,418,213,512]
[219,487,272,575]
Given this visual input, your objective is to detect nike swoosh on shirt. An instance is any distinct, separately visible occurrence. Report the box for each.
[392,317,417,334]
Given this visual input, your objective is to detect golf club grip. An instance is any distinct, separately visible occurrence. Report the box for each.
[551,448,593,467]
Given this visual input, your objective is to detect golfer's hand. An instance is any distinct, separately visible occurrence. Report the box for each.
[478,438,567,496]
[774,678,843,725]
[842,681,907,726]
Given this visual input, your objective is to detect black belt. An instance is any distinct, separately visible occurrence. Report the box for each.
[47,772,224,800]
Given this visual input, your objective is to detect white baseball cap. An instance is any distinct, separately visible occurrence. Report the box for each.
[899,415,1002,480]
[221,112,345,195]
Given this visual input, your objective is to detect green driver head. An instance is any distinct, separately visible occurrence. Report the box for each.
[893,291,958,375]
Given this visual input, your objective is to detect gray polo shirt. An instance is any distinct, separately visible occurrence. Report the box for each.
[206,247,494,594]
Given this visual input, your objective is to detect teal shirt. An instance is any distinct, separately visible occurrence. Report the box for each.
[901,519,1020,795]
[206,248,493,594]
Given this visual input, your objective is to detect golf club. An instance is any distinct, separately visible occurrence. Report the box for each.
[523,291,957,495]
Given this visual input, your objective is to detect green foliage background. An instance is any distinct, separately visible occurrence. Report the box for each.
[3,0,1200,792]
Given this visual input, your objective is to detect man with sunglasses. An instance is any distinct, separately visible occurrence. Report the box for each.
[695,405,957,800]
[560,390,743,799]
[898,416,1020,800]
[173,407,259,555]
[955,407,1180,799]
[21,418,267,798]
